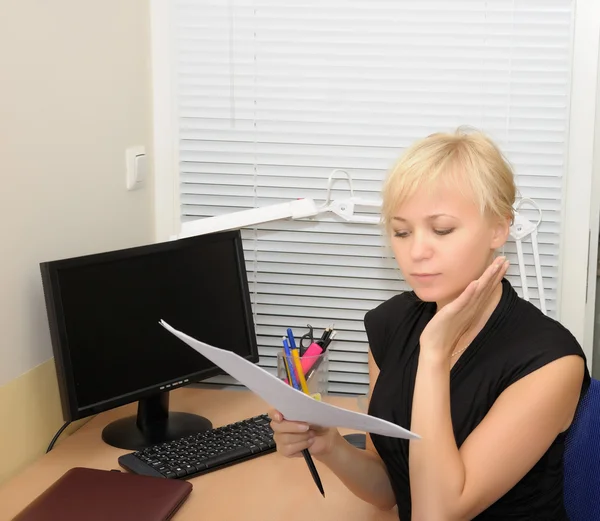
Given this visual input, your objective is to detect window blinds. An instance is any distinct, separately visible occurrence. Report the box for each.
[173,0,574,395]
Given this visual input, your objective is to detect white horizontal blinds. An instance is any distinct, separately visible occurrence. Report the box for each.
[174,0,574,395]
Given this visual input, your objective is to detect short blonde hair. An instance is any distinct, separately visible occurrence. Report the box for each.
[382,128,517,230]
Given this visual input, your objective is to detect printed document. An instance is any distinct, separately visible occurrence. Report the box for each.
[161,320,418,440]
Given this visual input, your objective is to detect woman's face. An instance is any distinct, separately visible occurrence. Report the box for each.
[390,183,509,308]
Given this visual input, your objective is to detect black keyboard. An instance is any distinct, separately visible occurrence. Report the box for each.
[118,414,276,479]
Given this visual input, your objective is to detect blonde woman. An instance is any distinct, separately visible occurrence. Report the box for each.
[269,129,590,520]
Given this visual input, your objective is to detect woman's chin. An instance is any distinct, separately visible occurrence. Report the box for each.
[412,286,453,304]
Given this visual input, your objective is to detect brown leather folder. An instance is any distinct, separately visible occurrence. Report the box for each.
[11,467,192,521]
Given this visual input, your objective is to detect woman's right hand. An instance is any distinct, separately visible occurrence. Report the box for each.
[268,409,340,459]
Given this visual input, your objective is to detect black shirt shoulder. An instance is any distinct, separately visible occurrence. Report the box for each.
[364,291,427,369]
[497,297,590,393]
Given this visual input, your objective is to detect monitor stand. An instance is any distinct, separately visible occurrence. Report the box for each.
[101,391,212,451]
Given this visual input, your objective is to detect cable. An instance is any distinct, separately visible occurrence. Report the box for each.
[46,420,71,453]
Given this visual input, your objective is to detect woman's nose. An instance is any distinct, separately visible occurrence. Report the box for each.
[409,233,433,261]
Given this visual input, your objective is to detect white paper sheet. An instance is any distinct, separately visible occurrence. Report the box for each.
[161,320,419,440]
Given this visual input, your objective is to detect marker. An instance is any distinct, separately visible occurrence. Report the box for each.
[283,343,323,385]
[291,348,309,394]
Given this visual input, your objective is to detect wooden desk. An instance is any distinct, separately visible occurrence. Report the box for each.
[0,388,398,521]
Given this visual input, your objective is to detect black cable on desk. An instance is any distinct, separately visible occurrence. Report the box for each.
[46,421,71,453]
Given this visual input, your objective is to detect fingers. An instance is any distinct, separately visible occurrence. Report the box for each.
[269,413,309,434]
[448,279,478,312]
[267,409,282,423]
[269,410,314,458]
[488,257,510,290]
[274,433,315,457]
[268,410,329,458]
[470,257,509,310]
[484,256,505,284]
[494,259,509,286]
[448,257,508,315]
[451,258,506,315]
[477,257,508,294]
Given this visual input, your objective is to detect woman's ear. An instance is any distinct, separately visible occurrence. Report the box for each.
[490,216,511,249]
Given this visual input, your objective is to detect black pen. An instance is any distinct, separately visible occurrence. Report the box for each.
[322,325,335,344]
[316,327,330,347]
[318,325,334,346]
[301,449,325,497]
[321,329,337,351]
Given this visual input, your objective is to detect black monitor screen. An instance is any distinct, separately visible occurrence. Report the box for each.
[41,231,257,419]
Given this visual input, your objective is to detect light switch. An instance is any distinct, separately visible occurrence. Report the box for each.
[126,146,146,190]
[135,153,147,183]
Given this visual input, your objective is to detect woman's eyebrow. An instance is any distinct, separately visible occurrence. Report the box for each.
[392,213,457,222]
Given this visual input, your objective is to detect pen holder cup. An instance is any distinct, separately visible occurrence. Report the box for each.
[277,350,329,399]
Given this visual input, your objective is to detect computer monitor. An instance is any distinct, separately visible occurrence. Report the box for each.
[40,230,258,451]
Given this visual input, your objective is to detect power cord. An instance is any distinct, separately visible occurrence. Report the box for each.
[46,421,71,453]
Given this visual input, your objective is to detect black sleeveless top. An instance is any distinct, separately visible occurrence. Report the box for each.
[366,279,590,521]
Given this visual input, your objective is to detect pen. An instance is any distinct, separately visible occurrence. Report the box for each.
[281,349,293,385]
[300,440,325,498]
[282,337,325,498]
[317,327,330,346]
[322,325,335,345]
[321,329,337,351]
[287,327,297,350]
[282,337,299,390]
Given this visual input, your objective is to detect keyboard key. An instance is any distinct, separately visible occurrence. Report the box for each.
[182,464,196,475]
[173,467,187,478]
[216,446,252,466]
[192,460,208,471]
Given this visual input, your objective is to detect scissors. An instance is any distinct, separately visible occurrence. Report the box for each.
[299,324,315,355]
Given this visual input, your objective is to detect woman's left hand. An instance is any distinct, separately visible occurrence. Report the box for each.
[419,256,509,361]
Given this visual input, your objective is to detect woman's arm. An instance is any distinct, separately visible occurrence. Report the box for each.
[315,350,396,510]
[409,352,583,521]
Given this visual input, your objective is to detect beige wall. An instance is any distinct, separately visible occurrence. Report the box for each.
[0,0,154,483]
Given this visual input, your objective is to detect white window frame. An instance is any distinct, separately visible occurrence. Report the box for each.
[561,0,600,367]
[150,0,600,368]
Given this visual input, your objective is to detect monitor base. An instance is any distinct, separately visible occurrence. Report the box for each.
[101,391,212,450]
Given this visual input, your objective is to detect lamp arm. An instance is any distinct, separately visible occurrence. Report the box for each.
[179,198,320,238]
